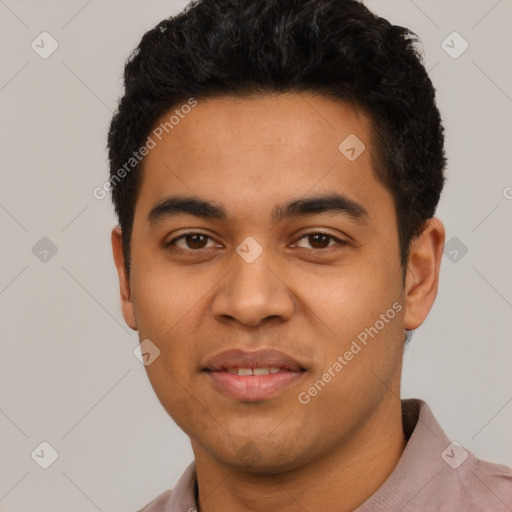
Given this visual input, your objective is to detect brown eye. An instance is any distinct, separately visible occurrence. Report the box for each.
[183,234,208,249]
[294,232,342,250]
[307,233,332,249]
[168,232,217,251]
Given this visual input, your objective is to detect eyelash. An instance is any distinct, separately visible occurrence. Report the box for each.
[165,231,347,254]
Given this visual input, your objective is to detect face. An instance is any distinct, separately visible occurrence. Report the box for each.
[112,93,442,473]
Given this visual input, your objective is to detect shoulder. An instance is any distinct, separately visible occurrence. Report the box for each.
[137,489,173,512]
[429,447,512,511]
[462,455,512,510]
[393,399,512,511]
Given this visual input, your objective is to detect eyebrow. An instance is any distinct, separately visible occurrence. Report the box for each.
[147,193,369,225]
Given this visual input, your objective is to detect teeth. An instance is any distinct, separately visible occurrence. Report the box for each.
[225,367,282,375]
[253,367,270,375]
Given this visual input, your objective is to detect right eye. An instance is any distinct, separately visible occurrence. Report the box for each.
[165,232,221,253]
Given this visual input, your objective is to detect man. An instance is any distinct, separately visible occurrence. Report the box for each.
[107,0,512,510]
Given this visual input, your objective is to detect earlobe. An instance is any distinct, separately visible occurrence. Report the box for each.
[111,226,138,330]
[403,218,445,331]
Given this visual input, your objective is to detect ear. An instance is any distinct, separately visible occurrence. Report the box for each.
[111,226,138,330]
[404,218,445,330]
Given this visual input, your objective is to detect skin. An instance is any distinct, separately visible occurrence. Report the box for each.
[112,92,445,512]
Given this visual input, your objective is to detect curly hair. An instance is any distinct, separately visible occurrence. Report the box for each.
[107,0,446,275]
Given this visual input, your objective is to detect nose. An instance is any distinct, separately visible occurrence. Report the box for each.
[211,246,295,328]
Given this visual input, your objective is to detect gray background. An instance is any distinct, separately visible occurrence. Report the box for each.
[0,0,511,511]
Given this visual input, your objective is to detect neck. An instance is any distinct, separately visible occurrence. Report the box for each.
[192,396,406,512]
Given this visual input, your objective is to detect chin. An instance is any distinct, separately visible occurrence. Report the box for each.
[209,440,314,475]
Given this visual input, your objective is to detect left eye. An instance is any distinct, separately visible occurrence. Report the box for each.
[293,233,343,250]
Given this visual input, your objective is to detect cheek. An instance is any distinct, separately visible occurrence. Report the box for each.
[293,254,404,394]
[145,361,209,434]
[291,259,402,337]
[129,253,214,337]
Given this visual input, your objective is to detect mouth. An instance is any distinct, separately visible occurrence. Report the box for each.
[224,367,288,375]
[202,348,307,401]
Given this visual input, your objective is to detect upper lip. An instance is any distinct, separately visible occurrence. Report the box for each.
[203,348,306,372]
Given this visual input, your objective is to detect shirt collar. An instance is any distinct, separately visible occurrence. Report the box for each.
[355,398,452,510]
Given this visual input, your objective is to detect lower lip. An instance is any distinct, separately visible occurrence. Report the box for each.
[204,370,306,401]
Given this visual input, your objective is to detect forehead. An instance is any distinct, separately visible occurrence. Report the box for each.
[135,93,390,221]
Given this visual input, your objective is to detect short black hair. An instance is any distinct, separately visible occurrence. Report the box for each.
[107,0,446,276]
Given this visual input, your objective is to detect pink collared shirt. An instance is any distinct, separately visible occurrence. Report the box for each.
[138,399,512,511]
